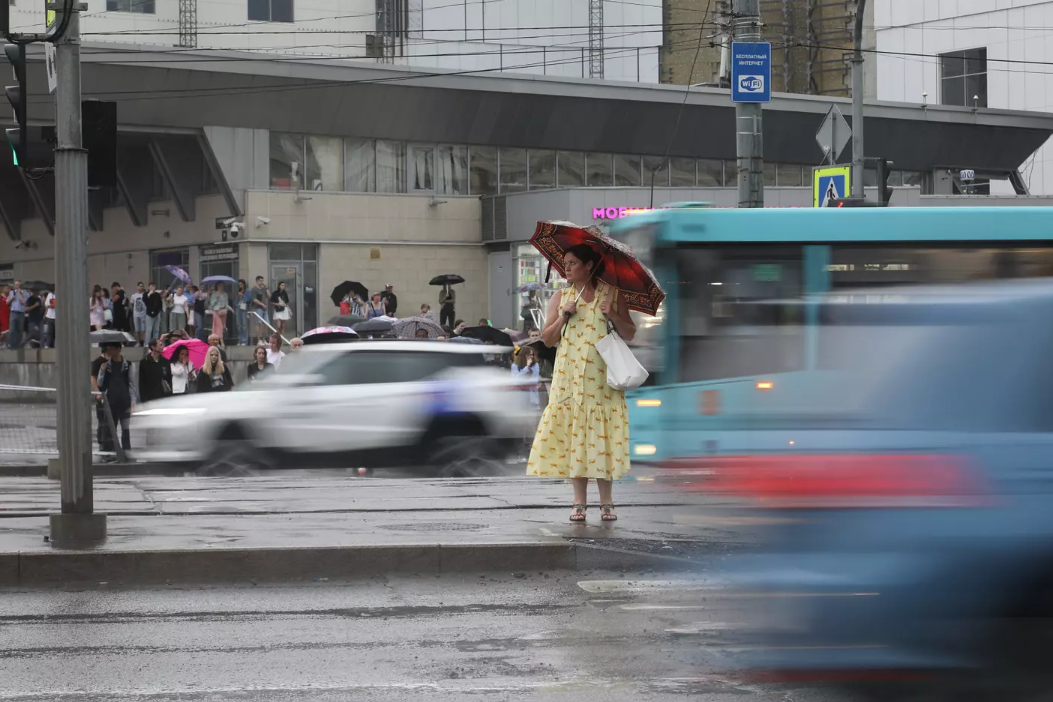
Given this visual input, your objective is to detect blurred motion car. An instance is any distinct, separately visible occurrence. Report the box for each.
[133,342,536,476]
[690,280,1053,701]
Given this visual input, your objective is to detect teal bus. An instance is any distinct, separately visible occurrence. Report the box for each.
[608,206,1053,463]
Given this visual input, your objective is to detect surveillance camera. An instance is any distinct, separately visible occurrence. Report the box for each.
[255,216,271,228]
[229,222,243,238]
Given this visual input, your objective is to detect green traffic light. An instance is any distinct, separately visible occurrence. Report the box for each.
[10,144,17,167]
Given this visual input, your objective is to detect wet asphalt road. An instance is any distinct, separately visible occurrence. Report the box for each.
[0,571,843,702]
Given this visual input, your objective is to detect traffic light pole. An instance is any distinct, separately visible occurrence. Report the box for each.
[49,2,104,546]
[850,0,867,198]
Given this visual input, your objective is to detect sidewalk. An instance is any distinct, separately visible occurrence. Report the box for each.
[0,475,755,587]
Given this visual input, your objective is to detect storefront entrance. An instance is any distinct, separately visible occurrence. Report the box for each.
[268,244,318,339]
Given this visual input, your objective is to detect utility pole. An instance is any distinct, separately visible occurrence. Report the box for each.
[50,1,105,546]
[850,0,867,197]
[732,0,764,208]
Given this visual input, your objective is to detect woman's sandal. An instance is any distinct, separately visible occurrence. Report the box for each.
[600,504,618,522]
[570,504,587,522]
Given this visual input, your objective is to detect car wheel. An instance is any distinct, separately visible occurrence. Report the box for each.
[431,437,500,478]
[197,429,273,478]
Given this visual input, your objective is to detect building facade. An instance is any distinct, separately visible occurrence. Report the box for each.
[875,0,1053,195]
[0,42,1049,337]
[6,0,662,82]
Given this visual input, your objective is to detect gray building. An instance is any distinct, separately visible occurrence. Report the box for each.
[1,42,1051,331]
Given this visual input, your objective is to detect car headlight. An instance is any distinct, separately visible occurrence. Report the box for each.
[133,407,208,417]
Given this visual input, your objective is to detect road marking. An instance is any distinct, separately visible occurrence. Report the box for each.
[577,579,727,594]
[619,604,709,611]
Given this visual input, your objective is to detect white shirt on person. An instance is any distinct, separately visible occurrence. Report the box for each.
[44,293,56,320]
[171,361,194,394]
[266,349,285,368]
[171,294,188,316]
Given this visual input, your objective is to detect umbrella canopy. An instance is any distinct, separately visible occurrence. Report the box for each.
[200,275,237,286]
[90,330,136,347]
[164,265,192,285]
[163,338,209,367]
[394,316,445,339]
[21,281,53,292]
[503,328,529,343]
[448,336,484,345]
[459,325,513,347]
[353,319,395,338]
[513,283,545,294]
[328,314,366,327]
[429,274,465,286]
[530,220,666,316]
[330,281,370,306]
[301,326,359,345]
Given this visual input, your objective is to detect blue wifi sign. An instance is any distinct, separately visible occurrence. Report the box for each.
[731,42,772,103]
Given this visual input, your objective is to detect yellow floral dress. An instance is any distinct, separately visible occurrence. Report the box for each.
[527,281,630,480]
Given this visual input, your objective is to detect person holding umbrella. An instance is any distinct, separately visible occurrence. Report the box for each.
[139,337,173,404]
[528,243,637,523]
[209,282,229,339]
[430,274,464,328]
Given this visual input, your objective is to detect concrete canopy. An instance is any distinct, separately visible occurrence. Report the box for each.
[1,41,1049,174]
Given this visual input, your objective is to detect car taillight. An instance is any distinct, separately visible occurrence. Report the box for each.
[669,454,991,508]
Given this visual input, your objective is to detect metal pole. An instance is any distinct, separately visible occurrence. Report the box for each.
[733,0,764,208]
[851,0,867,197]
[51,2,104,544]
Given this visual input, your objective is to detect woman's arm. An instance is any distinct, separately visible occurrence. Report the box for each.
[600,290,636,342]
[541,292,573,348]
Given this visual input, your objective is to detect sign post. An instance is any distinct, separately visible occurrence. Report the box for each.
[730,28,771,209]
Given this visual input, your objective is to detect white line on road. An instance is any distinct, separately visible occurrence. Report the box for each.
[577,579,728,594]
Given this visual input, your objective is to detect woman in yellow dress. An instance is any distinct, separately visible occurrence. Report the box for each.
[527,244,636,522]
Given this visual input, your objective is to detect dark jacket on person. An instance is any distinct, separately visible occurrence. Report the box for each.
[196,367,233,393]
[95,355,135,407]
[139,353,173,404]
[145,291,163,318]
[380,290,398,316]
[112,289,129,329]
[246,361,273,382]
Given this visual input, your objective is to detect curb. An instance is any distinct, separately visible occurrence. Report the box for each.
[0,463,187,478]
[2,542,698,587]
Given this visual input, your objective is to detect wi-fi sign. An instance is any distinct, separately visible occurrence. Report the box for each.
[739,76,765,92]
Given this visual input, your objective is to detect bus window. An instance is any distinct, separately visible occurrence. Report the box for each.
[828,245,1053,288]
[677,246,804,383]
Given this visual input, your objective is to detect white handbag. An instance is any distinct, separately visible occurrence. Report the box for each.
[596,319,649,391]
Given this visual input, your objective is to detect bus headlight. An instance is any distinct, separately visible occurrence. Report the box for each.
[634,444,658,456]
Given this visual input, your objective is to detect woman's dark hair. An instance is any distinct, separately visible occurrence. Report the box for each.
[177,347,189,360]
[563,244,605,278]
[238,279,246,288]
[92,284,103,298]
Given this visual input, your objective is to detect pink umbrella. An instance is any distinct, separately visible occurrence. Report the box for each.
[163,338,209,368]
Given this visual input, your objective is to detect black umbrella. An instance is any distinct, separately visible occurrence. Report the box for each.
[459,325,513,347]
[520,337,557,365]
[21,281,54,292]
[429,274,465,286]
[331,280,370,306]
[90,330,137,346]
[353,319,395,338]
[328,314,366,327]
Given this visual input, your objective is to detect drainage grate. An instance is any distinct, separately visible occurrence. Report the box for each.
[377,522,487,533]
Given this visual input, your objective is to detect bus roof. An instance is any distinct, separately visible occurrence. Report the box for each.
[606,206,1053,244]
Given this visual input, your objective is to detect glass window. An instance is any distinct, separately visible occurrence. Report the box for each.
[763,163,777,187]
[317,351,482,386]
[469,146,498,195]
[436,145,468,195]
[557,152,585,187]
[613,154,642,187]
[107,0,154,11]
[499,147,527,193]
[642,157,669,188]
[408,144,435,192]
[776,164,803,187]
[305,136,342,192]
[344,138,376,192]
[697,159,723,186]
[940,47,986,107]
[376,140,406,194]
[528,150,556,190]
[269,244,302,261]
[248,0,293,22]
[269,133,303,190]
[677,245,805,383]
[669,157,694,187]
[587,153,613,187]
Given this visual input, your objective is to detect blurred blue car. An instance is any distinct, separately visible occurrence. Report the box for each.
[705,281,1053,700]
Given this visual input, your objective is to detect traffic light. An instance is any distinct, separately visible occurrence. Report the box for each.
[4,43,26,168]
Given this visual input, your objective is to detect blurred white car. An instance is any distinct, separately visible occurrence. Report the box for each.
[133,342,538,476]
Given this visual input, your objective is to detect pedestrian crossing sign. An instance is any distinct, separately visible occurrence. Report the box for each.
[813,166,851,208]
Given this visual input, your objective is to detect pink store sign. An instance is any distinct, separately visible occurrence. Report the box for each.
[592,205,803,220]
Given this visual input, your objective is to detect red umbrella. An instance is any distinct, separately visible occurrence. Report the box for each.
[529,220,665,316]
[163,338,209,368]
